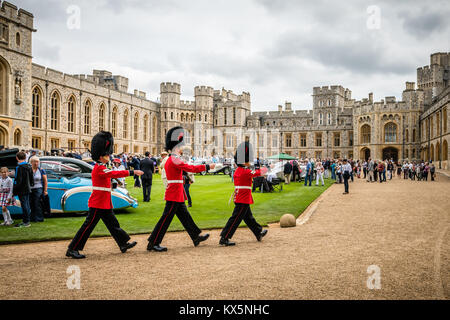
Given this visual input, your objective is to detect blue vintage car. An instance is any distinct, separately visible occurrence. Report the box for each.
[7,157,138,215]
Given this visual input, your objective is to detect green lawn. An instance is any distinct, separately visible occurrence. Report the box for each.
[0,174,334,244]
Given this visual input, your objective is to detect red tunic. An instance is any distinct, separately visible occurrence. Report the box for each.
[233,166,267,204]
[88,163,132,209]
[164,155,206,203]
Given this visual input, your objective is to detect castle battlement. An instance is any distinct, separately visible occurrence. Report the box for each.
[160,82,181,94]
[313,85,346,96]
[194,85,214,97]
[180,100,195,109]
[0,1,34,30]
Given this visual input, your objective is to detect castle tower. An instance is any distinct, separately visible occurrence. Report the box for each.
[417,52,450,108]
[194,86,214,157]
[312,85,347,126]
[160,82,181,140]
[0,1,35,148]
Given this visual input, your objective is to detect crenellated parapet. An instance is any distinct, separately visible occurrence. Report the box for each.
[312,85,346,97]
[194,85,214,97]
[0,1,34,30]
[160,82,181,94]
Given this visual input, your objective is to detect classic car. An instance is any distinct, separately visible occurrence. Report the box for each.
[4,156,138,215]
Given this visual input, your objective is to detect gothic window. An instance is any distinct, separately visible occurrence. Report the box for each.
[334,133,340,147]
[84,100,91,135]
[133,112,139,140]
[67,95,75,133]
[300,134,307,147]
[152,116,157,142]
[319,113,323,125]
[171,112,174,120]
[143,114,149,141]
[315,133,322,147]
[412,129,416,142]
[384,122,397,143]
[327,113,332,125]
[123,109,129,139]
[112,106,118,137]
[32,136,41,149]
[0,24,8,43]
[444,108,447,133]
[98,103,105,132]
[32,87,42,128]
[361,124,371,144]
[50,91,60,130]
[349,131,353,146]
[285,133,292,148]
[405,129,409,143]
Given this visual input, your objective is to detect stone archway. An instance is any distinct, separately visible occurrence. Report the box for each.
[0,124,8,146]
[360,147,371,161]
[382,147,398,162]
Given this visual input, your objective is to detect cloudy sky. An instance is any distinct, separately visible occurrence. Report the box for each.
[15,0,450,111]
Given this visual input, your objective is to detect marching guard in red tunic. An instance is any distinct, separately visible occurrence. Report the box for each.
[220,141,268,246]
[66,131,144,259]
[147,126,215,252]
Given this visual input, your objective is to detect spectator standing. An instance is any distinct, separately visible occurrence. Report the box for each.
[430,163,435,181]
[160,151,169,189]
[283,161,293,184]
[0,167,14,226]
[304,159,312,187]
[131,155,141,187]
[29,156,47,223]
[315,162,325,186]
[112,158,126,186]
[13,151,33,228]
[183,170,195,207]
[140,152,155,202]
[342,159,352,194]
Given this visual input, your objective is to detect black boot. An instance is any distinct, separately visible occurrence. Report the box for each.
[193,233,209,247]
[120,241,137,253]
[147,244,168,252]
[219,237,235,246]
[66,249,86,259]
[256,229,268,242]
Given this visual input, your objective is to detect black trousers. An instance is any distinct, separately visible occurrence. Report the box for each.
[134,175,141,187]
[343,173,350,193]
[220,203,262,240]
[142,179,152,201]
[147,201,201,247]
[68,208,130,251]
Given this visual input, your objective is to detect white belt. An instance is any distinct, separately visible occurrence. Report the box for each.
[167,180,184,184]
[92,186,111,192]
[235,186,252,190]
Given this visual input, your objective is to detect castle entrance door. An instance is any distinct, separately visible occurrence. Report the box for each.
[382,147,398,162]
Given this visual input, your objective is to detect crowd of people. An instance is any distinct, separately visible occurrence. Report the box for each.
[0,143,441,228]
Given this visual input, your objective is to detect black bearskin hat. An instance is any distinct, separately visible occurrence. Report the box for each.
[165,126,185,152]
[91,131,114,161]
[234,141,254,167]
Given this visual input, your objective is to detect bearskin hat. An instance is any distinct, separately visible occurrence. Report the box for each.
[165,126,185,152]
[234,141,254,167]
[91,131,114,161]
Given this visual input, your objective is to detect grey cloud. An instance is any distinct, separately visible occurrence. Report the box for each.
[398,8,450,38]
[33,41,61,62]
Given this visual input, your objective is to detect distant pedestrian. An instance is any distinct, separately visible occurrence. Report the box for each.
[342,159,352,194]
[0,167,14,226]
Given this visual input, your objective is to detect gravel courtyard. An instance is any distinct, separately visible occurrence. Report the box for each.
[0,174,448,300]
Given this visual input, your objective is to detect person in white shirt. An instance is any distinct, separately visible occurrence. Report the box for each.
[0,167,14,225]
[342,159,352,194]
[160,151,169,189]
[316,162,325,186]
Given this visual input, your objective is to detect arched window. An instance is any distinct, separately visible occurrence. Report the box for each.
[98,103,105,132]
[405,129,409,143]
[152,116,157,142]
[123,109,129,139]
[84,100,91,135]
[412,129,416,142]
[67,95,76,133]
[133,112,139,140]
[50,91,60,130]
[0,58,8,115]
[13,128,21,146]
[384,122,397,143]
[32,86,42,128]
[360,124,371,144]
[143,114,149,141]
[112,106,118,137]
[444,108,448,133]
